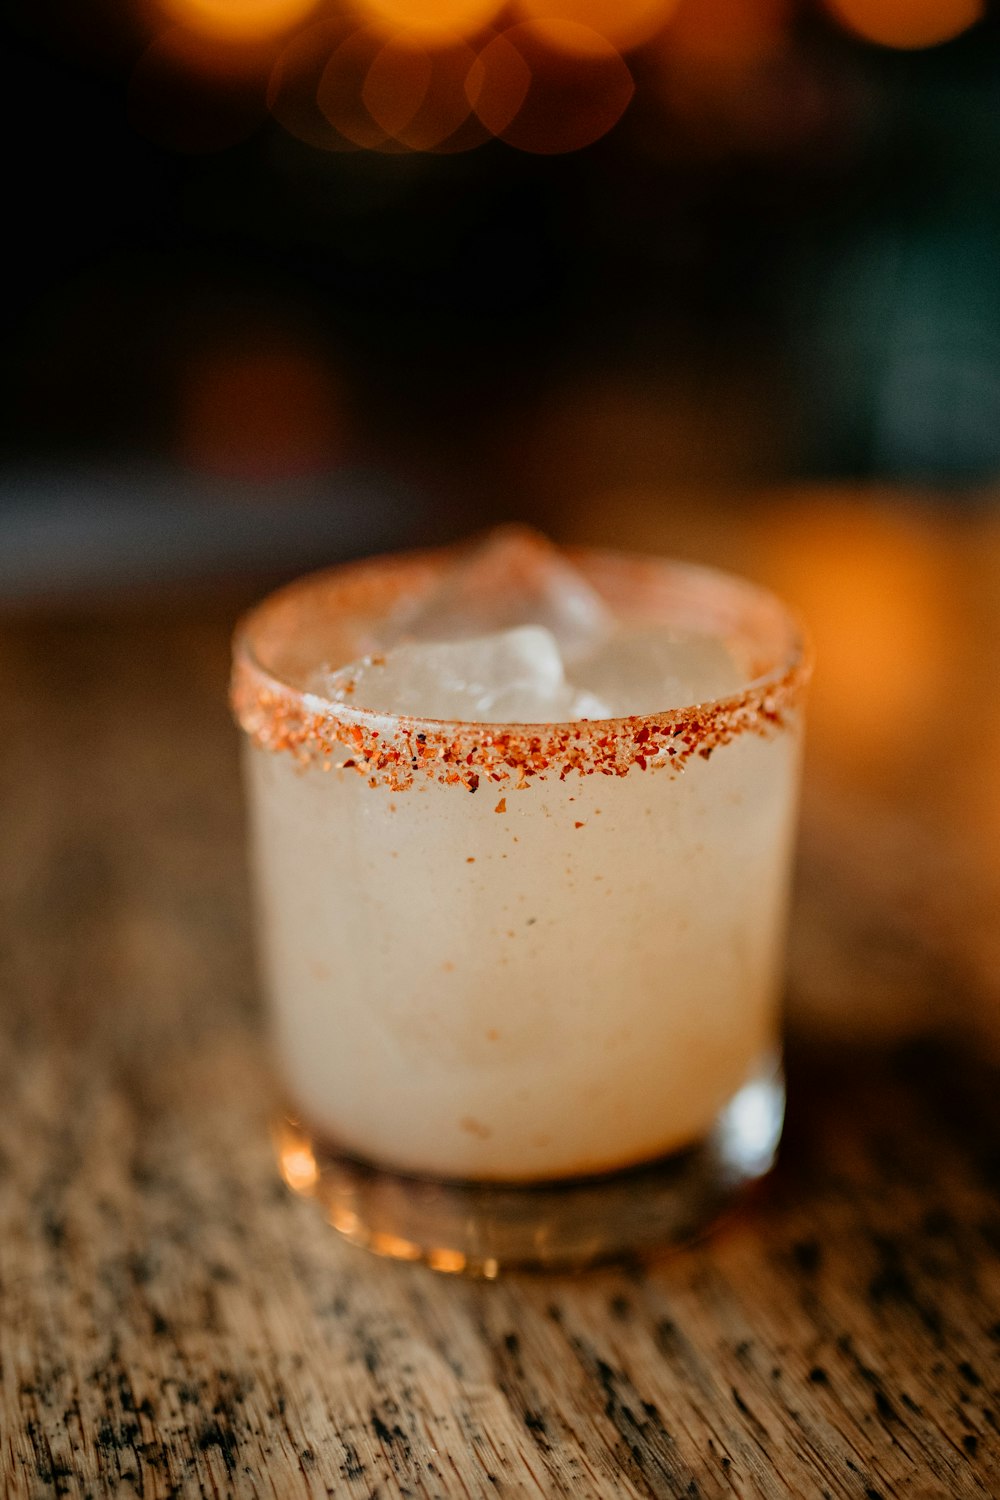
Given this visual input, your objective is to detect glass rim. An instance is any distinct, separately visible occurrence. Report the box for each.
[231,544,811,790]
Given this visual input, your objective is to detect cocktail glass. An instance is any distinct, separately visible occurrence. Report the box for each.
[231,543,809,1273]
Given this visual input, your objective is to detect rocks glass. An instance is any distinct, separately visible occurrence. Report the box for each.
[231,540,809,1273]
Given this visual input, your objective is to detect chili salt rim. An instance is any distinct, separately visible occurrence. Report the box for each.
[231,546,811,792]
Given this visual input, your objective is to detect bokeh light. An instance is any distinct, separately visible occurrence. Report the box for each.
[364,35,483,150]
[362,37,435,141]
[563,486,961,788]
[317,25,412,150]
[158,0,321,43]
[469,21,633,154]
[512,0,679,55]
[178,344,344,478]
[951,513,1000,857]
[114,0,991,161]
[465,32,532,136]
[664,0,789,68]
[824,0,983,50]
[645,0,812,162]
[754,498,960,782]
[267,20,361,150]
[350,0,505,44]
[128,28,271,153]
[279,1139,319,1192]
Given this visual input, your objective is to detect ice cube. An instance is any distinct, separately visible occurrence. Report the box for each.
[317,625,609,723]
[393,525,615,663]
[570,627,744,716]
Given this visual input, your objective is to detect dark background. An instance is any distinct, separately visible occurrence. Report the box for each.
[3,1,999,600]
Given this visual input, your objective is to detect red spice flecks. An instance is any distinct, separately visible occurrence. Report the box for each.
[231,658,807,792]
[230,543,811,792]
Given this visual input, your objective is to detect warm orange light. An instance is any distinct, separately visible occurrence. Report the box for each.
[824,0,983,49]
[364,36,480,150]
[665,0,789,67]
[268,20,361,150]
[350,0,505,43]
[362,38,433,141]
[651,1,815,159]
[513,0,679,53]
[951,516,1000,872]
[368,1231,423,1260]
[158,0,321,42]
[317,26,410,150]
[755,499,959,780]
[465,32,532,136]
[280,1142,319,1193]
[470,21,633,153]
[428,71,494,151]
[178,346,343,478]
[426,1247,469,1273]
[330,1207,363,1235]
[128,28,271,152]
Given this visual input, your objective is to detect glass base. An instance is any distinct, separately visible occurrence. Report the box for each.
[274,1061,785,1276]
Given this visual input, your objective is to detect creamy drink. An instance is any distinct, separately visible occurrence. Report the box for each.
[233,530,809,1269]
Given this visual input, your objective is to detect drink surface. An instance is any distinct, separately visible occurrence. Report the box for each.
[237,530,807,1182]
[309,526,746,723]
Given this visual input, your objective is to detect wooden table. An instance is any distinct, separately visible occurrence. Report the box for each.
[2,495,999,1498]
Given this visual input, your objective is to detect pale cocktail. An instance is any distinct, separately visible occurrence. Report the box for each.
[232,530,809,1271]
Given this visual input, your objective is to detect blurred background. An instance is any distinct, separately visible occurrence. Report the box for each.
[5,0,1000,1038]
[3,9,999,1477]
[2,0,1000,602]
[2,0,999,1054]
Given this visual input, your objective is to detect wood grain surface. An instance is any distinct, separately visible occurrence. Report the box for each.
[2,504,999,1498]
